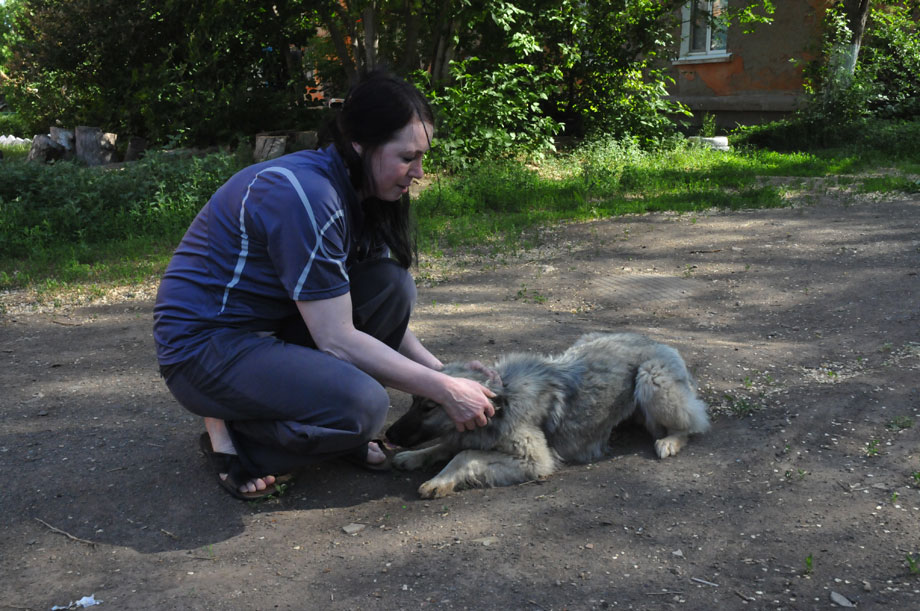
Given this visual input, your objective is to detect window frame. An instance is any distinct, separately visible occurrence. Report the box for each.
[674,0,732,65]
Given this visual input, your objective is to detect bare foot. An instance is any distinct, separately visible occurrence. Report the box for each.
[367,440,388,465]
[204,417,276,493]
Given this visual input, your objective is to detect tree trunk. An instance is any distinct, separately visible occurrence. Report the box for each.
[398,1,421,74]
[833,0,872,79]
[362,4,378,72]
[319,1,358,87]
[75,126,118,166]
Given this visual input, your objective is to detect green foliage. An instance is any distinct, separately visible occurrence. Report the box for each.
[2,0,321,144]
[423,59,562,169]
[775,1,920,151]
[0,151,244,260]
[860,4,920,119]
[0,111,28,137]
[733,117,920,157]
[2,125,914,293]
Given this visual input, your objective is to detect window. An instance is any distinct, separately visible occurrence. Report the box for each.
[676,0,731,64]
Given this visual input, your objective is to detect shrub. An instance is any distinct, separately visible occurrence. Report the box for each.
[0,151,244,259]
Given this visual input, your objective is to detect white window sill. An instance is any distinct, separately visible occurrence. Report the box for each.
[672,53,733,66]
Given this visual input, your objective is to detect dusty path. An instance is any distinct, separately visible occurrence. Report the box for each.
[1,192,918,610]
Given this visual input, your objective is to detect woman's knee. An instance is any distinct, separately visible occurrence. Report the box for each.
[343,376,390,439]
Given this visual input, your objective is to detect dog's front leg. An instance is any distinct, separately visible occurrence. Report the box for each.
[392,442,454,471]
[418,450,539,498]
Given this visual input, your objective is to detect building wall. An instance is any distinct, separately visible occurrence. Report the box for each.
[666,0,828,129]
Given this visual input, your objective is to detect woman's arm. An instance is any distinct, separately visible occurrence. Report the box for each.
[297,294,494,430]
[398,328,444,371]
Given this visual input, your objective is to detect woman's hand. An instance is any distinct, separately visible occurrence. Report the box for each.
[440,376,496,431]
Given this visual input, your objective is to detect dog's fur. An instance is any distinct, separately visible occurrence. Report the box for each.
[386,332,710,498]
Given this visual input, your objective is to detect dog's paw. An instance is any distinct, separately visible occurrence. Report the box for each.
[654,434,686,458]
[418,479,455,499]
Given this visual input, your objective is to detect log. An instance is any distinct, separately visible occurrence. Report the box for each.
[75,126,118,166]
[253,134,287,162]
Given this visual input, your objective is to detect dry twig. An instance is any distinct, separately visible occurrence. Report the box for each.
[34,517,97,548]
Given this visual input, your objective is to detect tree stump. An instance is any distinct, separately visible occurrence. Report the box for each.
[27,134,65,163]
[291,131,318,151]
[253,134,287,162]
[75,126,118,166]
[49,127,75,159]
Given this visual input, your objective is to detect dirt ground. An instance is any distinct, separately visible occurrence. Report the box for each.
[1,187,918,611]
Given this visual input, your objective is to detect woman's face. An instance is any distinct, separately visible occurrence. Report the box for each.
[355,117,433,201]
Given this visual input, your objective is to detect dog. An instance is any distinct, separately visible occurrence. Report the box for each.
[386,332,710,498]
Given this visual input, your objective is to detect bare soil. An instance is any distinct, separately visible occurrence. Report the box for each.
[1,188,918,611]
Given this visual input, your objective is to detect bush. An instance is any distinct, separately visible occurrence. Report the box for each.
[860,5,920,120]
[0,151,245,259]
[422,60,562,171]
[0,112,29,137]
[732,117,920,157]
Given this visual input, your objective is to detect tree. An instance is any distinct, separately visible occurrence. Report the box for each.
[2,0,323,143]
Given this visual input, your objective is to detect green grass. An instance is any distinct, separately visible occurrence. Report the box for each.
[2,120,920,302]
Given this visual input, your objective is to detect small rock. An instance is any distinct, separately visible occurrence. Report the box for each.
[862,580,871,592]
[672,549,684,558]
[830,591,855,607]
[472,536,498,546]
[342,523,366,535]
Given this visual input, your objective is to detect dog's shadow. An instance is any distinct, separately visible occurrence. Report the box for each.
[606,422,661,458]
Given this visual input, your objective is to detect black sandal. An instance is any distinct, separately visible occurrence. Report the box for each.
[199,433,290,500]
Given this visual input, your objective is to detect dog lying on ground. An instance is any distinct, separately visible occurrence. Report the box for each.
[386,332,710,498]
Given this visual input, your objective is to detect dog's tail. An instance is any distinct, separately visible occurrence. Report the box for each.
[634,357,710,435]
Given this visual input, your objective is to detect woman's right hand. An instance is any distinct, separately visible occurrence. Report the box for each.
[440,376,497,431]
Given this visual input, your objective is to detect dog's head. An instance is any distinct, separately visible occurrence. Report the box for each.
[385,361,505,448]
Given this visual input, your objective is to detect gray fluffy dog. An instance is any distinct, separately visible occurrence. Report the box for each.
[386,332,710,498]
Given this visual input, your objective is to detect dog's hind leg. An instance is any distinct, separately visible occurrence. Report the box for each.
[635,356,710,459]
[417,450,555,498]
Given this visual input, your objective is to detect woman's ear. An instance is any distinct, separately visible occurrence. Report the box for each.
[351,142,363,156]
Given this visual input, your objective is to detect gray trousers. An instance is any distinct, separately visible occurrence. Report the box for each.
[161,259,415,475]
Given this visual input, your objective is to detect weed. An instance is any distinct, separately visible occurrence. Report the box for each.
[515,284,547,304]
[804,554,814,575]
[865,439,881,457]
[907,554,920,576]
[890,492,899,504]
[724,394,756,417]
[886,416,914,430]
[912,471,920,486]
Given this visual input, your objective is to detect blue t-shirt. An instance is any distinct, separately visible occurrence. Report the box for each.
[153,146,385,365]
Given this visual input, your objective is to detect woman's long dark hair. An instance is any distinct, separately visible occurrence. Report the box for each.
[327,70,433,269]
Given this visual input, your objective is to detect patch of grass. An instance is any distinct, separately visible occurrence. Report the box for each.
[5,120,920,302]
[0,140,31,161]
[865,439,881,457]
[858,175,920,194]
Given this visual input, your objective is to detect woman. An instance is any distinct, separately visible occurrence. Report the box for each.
[153,71,495,500]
